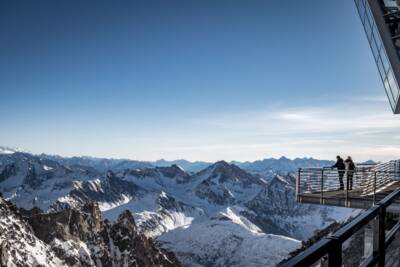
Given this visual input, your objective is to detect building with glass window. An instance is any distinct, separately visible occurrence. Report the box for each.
[355,0,400,113]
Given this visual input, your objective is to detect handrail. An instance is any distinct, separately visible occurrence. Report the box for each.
[283,239,333,266]
[300,167,399,174]
[283,188,400,267]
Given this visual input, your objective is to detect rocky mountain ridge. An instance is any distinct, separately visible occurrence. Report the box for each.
[32,151,337,173]
[0,195,181,267]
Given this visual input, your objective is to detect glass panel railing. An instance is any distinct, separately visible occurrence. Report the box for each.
[289,186,400,267]
[385,231,400,267]
[342,220,376,266]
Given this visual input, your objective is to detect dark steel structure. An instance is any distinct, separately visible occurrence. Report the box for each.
[283,189,400,267]
[355,0,400,113]
[289,162,400,266]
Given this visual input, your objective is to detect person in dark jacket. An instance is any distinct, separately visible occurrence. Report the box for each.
[345,156,356,190]
[332,155,345,190]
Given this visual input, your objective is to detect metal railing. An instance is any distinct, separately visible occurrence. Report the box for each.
[283,188,400,267]
[296,161,400,207]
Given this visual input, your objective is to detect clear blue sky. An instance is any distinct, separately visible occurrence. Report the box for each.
[1,0,400,162]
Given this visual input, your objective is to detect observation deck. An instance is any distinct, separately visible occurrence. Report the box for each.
[296,161,400,210]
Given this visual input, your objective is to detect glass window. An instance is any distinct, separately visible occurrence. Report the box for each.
[377,57,386,80]
[388,70,400,101]
[366,4,374,26]
[372,25,382,48]
[365,19,373,40]
[358,2,366,24]
[380,50,391,73]
[384,78,396,109]
[371,36,381,60]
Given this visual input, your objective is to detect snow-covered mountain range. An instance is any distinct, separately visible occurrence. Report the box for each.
[40,152,336,173]
[0,146,28,155]
[0,151,358,266]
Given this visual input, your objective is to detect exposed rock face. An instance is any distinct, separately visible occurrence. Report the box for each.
[244,174,353,241]
[123,164,191,184]
[109,210,181,267]
[0,163,16,183]
[246,175,298,216]
[195,178,236,205]
[0,196,65,267]
[0,195,181,267]
[157,165,190,179]
[28,202,182,267]
[68,171,141,205]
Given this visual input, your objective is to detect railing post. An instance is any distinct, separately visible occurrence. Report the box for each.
[321,169,324,204]
[345,171,349,207]
[373,205,386,267]
[378,206,386,267]
[373,172,377,204]
[297,168,301,202]
[320,256,329,267]
[327,237,342,267]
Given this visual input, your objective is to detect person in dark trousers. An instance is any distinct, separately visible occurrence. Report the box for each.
[332,155,345,190]
[345,156,356,190]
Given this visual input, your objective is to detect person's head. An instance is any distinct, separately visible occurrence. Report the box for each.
[336,155,341,160]
[347,156,352,161]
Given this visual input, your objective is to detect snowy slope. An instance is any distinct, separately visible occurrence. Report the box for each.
[103,191,205,237]
[159,207,301,267]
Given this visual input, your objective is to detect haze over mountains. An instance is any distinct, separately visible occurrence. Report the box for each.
[0,146,359,266]
[0,145,336,173]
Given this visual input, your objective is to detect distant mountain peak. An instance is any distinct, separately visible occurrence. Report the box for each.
[214,160,230,166]
[270,175,291,186]
[117,209,136,227]
[0,146,28,154]
[157,164,189,178]
[193,160,263,193]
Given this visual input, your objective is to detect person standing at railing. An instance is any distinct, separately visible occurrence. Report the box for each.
[332,155,345,190]
[345,156,355,191]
